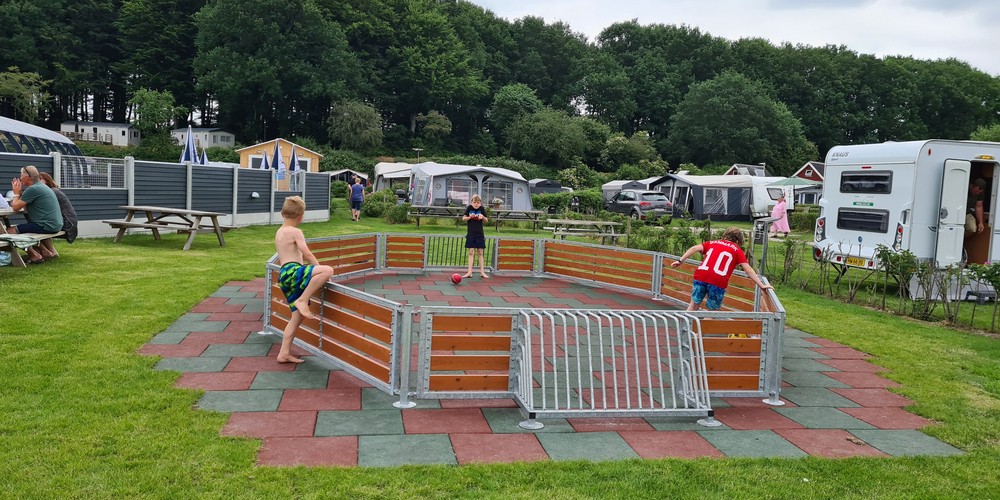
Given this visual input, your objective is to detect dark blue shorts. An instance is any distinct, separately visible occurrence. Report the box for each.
[691,280,727,310]
[16,222,59,234]
[350,200,362,210]
[466,236,486,249]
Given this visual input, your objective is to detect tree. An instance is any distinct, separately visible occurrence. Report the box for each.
[489,83,543,144]
[507,109,587,168]
[599,131,659,172]
[0,67,51,122]
[664,71,816,175]
[128,88,184,135]
[327,101,383,153]
[416,110,452,152]
[971,124,1000,142]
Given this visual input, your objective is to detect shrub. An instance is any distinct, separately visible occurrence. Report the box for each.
[790,209,819,231]
[361,189,398,218]
[331,180,349,199]
[384,203,410,224]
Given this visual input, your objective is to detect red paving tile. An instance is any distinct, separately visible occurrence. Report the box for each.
[824,371,901,388]
[451,433,549,464]
[221,411,317,438]
[174,372,256,390]
[811,347,870,359]
[278,388,362,411]
[830,388,913,407]
[207,312,264,322]
[775,429,889,458]
[402,408,492,434]
[190,298,246,313]
[137,343,207,357]
[224,320,267,333]
[568,417,654,432]
[839,407,934,429]
[225,357,299,372]
[619,431,725,459]
[713,407,806,430]
[265,343,311,358]
[439,398,519,408]
[181,331,251,345]
[257,437,358,467]
[327,371,374,388]
[806,337,848,348]
[817,359,887,372]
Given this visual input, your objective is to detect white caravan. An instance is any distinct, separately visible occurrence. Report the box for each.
[813,140,1000,272]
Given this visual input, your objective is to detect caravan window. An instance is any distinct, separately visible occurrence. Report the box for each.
[841,171,892,193]
[766,188,784,200]
[483,180,513,209]
[837,208,889,233]
[704,188,725,214]
[446,177,475,206]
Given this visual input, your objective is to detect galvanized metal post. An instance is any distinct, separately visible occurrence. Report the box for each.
[393,305,417,409]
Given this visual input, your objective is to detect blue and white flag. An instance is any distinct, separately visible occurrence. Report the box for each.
[179,125,197,163]
[288,146,300,172]
[272,142,286,180]
[199,146,209,165]
[259,154,270,170]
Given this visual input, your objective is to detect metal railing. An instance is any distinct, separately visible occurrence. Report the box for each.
[58,155,126,189]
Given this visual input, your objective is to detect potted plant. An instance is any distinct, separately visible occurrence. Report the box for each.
[491,197,504,209]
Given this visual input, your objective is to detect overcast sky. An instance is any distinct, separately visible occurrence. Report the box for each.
[470,0,1000,76]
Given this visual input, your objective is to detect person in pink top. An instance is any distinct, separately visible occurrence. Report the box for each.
[769,194,790,237]
[670,227,773,311]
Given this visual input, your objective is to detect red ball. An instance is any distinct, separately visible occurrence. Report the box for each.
[451,273,462,284]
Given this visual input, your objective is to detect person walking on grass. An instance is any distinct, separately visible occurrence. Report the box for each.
[670,227,772,311]
[462,194,489,279]
[349,176,365,222]
[274,196,334,363]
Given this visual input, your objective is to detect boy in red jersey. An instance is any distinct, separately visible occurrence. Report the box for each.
[670,227,773,311]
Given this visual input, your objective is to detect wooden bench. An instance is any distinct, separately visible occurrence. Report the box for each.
[104,219,235,240]
[0,231,66,267]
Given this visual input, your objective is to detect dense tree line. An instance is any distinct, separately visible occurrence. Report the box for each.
[2,0,999,176]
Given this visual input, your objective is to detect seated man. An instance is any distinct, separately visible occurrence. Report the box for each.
[966,178,987,235]
[7,165,64,264]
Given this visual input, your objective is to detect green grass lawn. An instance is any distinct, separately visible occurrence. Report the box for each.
[1,206,998,498]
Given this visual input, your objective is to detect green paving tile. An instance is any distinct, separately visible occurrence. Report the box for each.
[176,313,211,322]
[154,357,230,373]
[779,387,859,407]
[213,285,242,293]
[294,356,341,371]
[202,343,273,357]
[645,417,731,431]
[783,328,816,338]
[482,408,574,433]
[776,407,875,429]
[211,290,258,299]
[243,332,281,344]
[147,330,189,345]
[235,301,267,313]
[358,434,457,467]
[782,371,850,388]
[782,347,830,359]
[537,432,639,461]
[197,389,283,412]
[782,357,841,372]
[782,336,823,348]
[362,387,404,409]
[316,409,404,436]
[698,430,807,458]
[223,297,264,307]
[849,430,963,457]
[251,370,330,389]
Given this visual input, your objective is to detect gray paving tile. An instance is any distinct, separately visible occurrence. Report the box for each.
[783,328,817,338]
[482,408,574,433]
[154,357,231,373]
[147,330,189,345]
[197,389,283,412]
[316,410,404,436]
[783,336,824,348]
[250,370,330,389]
[645,417,731,431]
[782,371,850,388]
[849,430,963,457]
[537,432,639,461]
[782,358,839,372]
[698,430,807,458]
[779,387,860,407]
[362,387,403,409]
[211,290,258,299]
[782,347,830,359]
[202,343,273,357]
[358,434,458,466]
[776,407,876,429]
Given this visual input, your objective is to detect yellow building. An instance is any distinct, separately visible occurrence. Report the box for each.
[236,138,323,172]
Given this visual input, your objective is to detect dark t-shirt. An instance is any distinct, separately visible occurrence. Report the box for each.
[350,183,365,202]
[464,205,485,238]
[968,189,983,214]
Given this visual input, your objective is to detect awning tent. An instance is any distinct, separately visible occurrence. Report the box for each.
[409,162,532,211]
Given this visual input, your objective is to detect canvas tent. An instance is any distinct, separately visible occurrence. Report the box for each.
[329,169,368,185]
[373,162,412,191]
[601,179,647,202]
[409,162,532,211]
[657,174,755,221]
[528,178,568,194]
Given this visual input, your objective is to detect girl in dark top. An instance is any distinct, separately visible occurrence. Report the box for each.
[462,194,489,278]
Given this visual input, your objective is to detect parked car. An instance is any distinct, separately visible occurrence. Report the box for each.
[605,189,674,221]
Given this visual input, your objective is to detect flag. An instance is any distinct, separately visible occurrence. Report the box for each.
[179,125,197,163]
[271,142,286,180]
[199,146,209,165]
[259,153,270,170]
[288,146,300,172]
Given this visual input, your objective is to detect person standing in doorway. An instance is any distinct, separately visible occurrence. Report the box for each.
[349,176,365,222]
[966,178,986,235]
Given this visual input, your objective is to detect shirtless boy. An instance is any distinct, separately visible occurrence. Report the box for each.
[274,196,334,363]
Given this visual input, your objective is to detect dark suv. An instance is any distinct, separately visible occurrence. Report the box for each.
[605,189,673,221]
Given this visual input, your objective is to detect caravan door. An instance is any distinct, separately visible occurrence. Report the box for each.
[935,160,971,266]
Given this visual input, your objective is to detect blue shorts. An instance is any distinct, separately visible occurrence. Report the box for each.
[691,280,727,310]
[16,222,60,234]
[350,200,362,210]
[466,236,486,249]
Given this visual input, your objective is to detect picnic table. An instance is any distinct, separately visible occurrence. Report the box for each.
[546,218,623,245]
[408,205,544,231]
[103,205,233,251]
[0,207,65,268]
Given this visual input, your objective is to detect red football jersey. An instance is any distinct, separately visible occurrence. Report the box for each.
[692,239,748,289]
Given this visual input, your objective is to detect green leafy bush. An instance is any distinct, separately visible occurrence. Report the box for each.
[384,203,410,224]
[790,209,819,231]
[361,189,398,218]
[331,180,349,199]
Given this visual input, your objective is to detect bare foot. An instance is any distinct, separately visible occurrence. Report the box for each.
[480,273,489,279]
[277,354,305,364]
[461,273,472,278]
[293,299,316,319]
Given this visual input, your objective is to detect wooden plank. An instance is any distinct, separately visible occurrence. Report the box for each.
[314,253,377,268]
[321,341,390,383]
[725,285,757,302]
[704,355,760,372]
[330,261,376,275]
[386,235,425,244]
[429,374,509,391]
[310,236,377,250]
[432,315,513,332]
[269,315,320,348]
[386,259,423,268]
[707,374,760,391]
[321,304,393,344]
[546,241,652,264]
[387,241,424,252]
[329,292,394,324]
[545,248,653,273]
[498,239,534,248]
[430,354,509,371]
[699,319,764,336]
[431,334,512,351]
[497,255,533,264]
[497,263,532,271]
[544,263,649,290]
[702,337,762,353]
[322,323,391,363]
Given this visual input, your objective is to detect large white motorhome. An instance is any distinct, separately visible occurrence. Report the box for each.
[813,140,1000,273]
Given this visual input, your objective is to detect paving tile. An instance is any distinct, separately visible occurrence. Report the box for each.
[207,311,264,322]
[782,371,851,388]
[257,436,359,467]
[536,432,639,461]
[619,430,725,458]
[811,347,870,359]
[782,357,839,372]
[781,347,830,359]
[698,430,807,458]
[721,397,796,408]
[315,409,404,436]
[824,371,902,388]
[403,408,493,434]
[775,407,876,429]
[782,337,824,348]
[251,370,330,390]
[450,433,549,464]
[224,357,298,373]
[278,388,362,411]
[147,330,190,345]
[831,388,913,407]
[839,407,935,429]
[849,430,963,456]
[190,297,246,313]
[358,434,457,466]
[567,417,654,432]
[361,387,404,409]
[181,331,252,345]
[221,410,317,438]
[774,429,889,458]
[138,343,207,358]
[817,359,886,372]
[804,337,845,347]
[202,343,273,358]
[211,289,258,299]
[713,407,805,430]
[165,320,229,333]
[481,408,575,433]
[439,398,518,408]
[154,357,231,373]
[174,372,256,391]
[197,389,284,412]
[778,387,860,408]
[644,417,732,431]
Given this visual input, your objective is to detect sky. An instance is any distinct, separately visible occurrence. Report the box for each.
[470,0,1000,76]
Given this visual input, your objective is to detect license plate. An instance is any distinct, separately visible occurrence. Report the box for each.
[845,256,867,267]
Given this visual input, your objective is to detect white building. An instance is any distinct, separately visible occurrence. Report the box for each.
[171,127,236,150]
[60,121,141,147]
